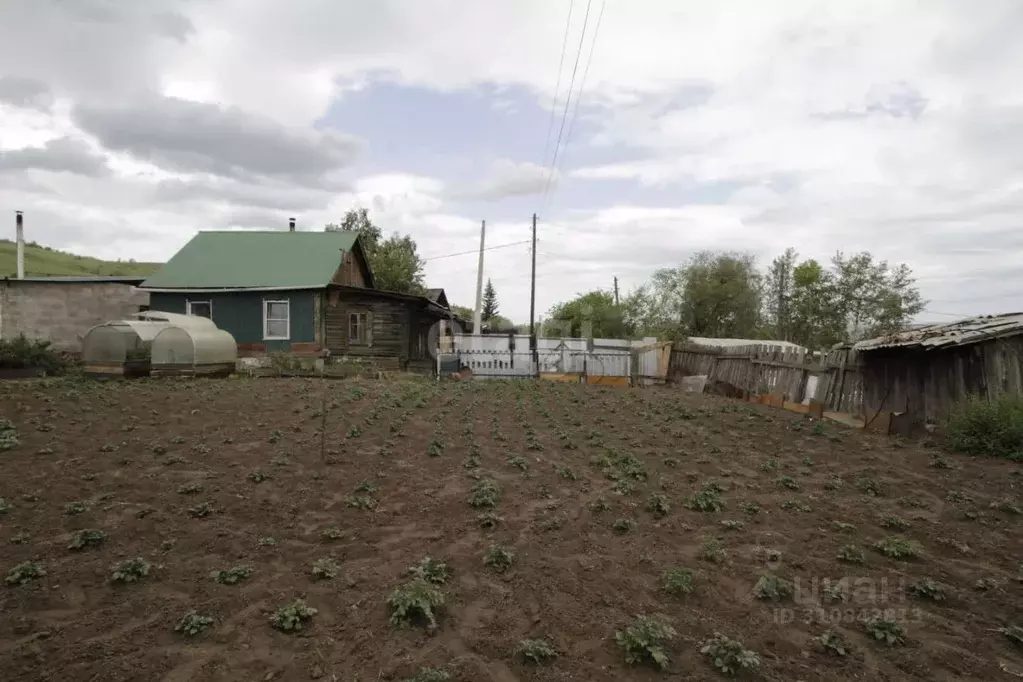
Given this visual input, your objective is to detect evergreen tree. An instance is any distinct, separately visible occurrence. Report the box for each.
[481,279,499,321]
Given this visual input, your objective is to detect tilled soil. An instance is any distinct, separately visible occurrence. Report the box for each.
[0,376,1021,681]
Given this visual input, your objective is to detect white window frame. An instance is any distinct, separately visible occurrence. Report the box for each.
[349,311,367,344]
[186,299,212,318]
[263,299,291,340]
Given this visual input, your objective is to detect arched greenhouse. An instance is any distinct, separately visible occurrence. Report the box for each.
[82,312,237,378]
[151,325,237,376]
[82,320,172,377]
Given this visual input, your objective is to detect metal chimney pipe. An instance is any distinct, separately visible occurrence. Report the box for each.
[15,211,24,279]
[288,217,296,232]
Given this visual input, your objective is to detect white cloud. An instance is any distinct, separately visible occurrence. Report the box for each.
[3,0,1023,323]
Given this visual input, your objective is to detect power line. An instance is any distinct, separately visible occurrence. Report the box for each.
[540,0,576,172]
[558,0,606,176]
[421,240,530,262]
[539,0,593,215]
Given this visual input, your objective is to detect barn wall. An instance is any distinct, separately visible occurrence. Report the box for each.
[861,336,1023,425]
[0,281,149,351]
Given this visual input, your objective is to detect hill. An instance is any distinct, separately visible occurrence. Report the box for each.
[0,239,160,278]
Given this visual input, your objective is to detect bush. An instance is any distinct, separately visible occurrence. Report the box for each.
[0,419,18,452]
[175,611,214,636]
[947,394,1023,460]
[387,579,445,629]
[700,633,760,676]
[518,638,557,663]
[864,617,906,646]
[484,545,515,572]
[6,561,45,585]
[615,615,677,670]
[662,568,694,596]
[0,335,66,373]
[408,556,450,585]
[270,599,317,632]
[110,557,150,583]
[752,573,793,601]
[211,566,254,585]
[68,529,106,551]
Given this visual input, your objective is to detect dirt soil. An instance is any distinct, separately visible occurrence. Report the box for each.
[0,376,1021,681]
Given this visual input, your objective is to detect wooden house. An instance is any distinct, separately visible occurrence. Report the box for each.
[853,312,1023,430]
[140,230,453,370]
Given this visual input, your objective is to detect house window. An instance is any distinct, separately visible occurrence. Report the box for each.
[187,300,212,318]
[349,312,368,344]
[264,299,290,340]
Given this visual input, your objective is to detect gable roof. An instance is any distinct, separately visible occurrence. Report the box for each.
[141,231,367,290]
[425,288,449,308]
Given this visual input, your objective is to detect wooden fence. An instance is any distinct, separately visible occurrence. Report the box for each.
[668,343,864,415]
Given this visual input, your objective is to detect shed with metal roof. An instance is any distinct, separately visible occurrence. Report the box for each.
[852,312,1023,430]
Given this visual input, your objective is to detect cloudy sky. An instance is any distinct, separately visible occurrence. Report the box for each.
[2,0,1022,323]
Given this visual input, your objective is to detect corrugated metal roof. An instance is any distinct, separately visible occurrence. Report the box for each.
[140,231,360,290]
[853,312,1023,351]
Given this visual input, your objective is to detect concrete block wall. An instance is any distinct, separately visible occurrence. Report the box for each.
[0,282,150,351]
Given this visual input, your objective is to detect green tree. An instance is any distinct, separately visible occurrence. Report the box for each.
[481,279,499,321]
[325,209,425,294]
[764,248,798,341]
[789,259,844,349]
[831,252,925,339]
[546,290,630,338]
[676,251,762,338]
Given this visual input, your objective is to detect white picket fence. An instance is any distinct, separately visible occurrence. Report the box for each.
[442,334,661,381]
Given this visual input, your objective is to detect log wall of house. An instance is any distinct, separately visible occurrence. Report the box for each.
[324,290,410,361]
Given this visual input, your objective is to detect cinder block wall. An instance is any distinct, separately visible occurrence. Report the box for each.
[0,282,150,351]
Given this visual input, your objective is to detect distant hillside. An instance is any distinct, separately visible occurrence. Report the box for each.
[0,239,161,278]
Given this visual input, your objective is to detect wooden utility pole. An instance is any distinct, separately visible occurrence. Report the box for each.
[613,276,619,306]
[529,213,538,369]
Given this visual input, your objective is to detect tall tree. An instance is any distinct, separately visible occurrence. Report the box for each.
[764,247,798,341]
[831,251,925,340]
[789,259,844,349]
[325,209,425,294]
[546,290,630,338]
[481,279,499,321]
[677,251,762,338]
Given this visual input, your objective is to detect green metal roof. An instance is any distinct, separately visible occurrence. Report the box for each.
[141,231,361,290]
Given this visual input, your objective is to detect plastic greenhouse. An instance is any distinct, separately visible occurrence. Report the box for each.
[150,324,237,376]
[82,312,237,378]
[82,320,172,377]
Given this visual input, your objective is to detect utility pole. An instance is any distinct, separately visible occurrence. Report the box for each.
[613,276,619,306]
[529,213,538,369]
[473,220,486,337]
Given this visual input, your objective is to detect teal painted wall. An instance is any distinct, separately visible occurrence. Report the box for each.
[149,290,318,351]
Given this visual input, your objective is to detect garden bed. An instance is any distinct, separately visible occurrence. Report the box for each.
[0,377,1020,681]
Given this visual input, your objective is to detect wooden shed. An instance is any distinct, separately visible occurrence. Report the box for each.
[854,313,1023,430]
